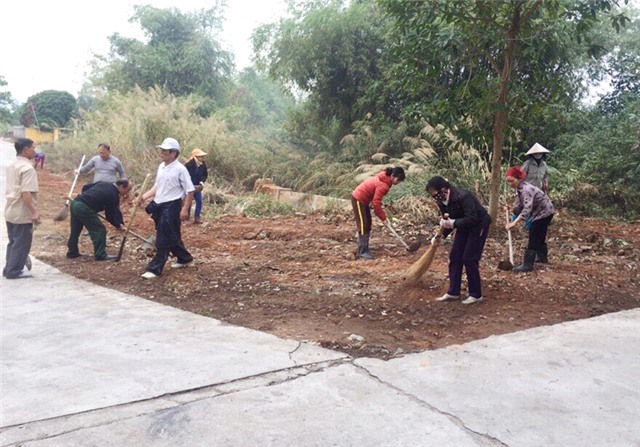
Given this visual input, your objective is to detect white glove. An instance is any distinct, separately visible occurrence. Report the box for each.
[430,235,441,246]
[440,218,455,229]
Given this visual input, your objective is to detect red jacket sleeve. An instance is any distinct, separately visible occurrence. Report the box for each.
[371,182,390,221]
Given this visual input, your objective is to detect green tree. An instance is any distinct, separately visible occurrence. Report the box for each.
[221,68,294,129]
[597,9,640,115]
[379,0,630,224]
[92,4,233,103]
[0,75,15,127]
[18,90,77,128]
[253,0,390,152]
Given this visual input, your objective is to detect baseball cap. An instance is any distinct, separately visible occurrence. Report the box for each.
[157,137,181,152]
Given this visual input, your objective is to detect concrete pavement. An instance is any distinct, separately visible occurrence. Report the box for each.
[1,139,639,446]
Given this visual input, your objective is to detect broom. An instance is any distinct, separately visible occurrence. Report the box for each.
[403,213,448,284]
[53,155,86,221]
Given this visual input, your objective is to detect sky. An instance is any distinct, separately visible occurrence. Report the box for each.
[1,0,287,104]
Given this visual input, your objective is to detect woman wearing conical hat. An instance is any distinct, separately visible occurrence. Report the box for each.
[522,143,550,193]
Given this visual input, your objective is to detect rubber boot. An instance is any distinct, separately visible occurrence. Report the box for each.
[513,249,536,272]
[535,243,548,263]
[358,234,373,260]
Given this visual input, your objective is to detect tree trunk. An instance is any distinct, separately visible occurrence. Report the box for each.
[488,7,521,228]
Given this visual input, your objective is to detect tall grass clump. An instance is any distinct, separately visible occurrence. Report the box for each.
[42,86,306,191]
[45,87,204,182]
[345,119,492,199]
[208,193,295,218]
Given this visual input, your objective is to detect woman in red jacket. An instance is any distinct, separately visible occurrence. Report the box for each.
[351,167,405,259]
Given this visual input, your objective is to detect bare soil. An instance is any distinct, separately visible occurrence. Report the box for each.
[31,169,640,359]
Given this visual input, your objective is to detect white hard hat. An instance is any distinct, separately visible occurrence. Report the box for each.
[525,143,550,156]
[157,137,181,152]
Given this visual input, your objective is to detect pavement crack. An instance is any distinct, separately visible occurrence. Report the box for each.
[1,358,351,446]
[352,364,509,447]
[288,341,303,362]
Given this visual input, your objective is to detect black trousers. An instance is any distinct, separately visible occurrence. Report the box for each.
[528,214,554,251]
[447,225,489,299]
[145,199,193,276]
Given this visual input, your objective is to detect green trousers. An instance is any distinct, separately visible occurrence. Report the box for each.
[67,200,107,259]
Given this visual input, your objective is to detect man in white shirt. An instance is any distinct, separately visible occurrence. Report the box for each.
[79,143,126,183]
[138,137,194,278]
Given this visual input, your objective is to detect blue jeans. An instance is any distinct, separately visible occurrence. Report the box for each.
[193,191,203,217]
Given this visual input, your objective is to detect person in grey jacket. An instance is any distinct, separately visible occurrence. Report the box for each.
[79,143,126,183]
[521,143,549,193]
[505,165,555,272]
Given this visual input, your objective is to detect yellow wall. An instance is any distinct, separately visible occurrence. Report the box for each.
[13,126,77,144]
[24,128,55,144]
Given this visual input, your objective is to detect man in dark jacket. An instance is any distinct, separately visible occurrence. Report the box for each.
[66,180,131,261]
[426,176,492,305]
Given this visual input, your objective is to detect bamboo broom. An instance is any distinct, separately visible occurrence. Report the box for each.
[403,213,448,284]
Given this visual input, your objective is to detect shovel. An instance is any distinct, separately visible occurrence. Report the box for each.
[498,208,514,271]
[385,220,422,253]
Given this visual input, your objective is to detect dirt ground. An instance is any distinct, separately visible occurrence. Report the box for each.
[30,169,640,359]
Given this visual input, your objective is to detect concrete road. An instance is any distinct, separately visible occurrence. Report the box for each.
[1,138,639,446]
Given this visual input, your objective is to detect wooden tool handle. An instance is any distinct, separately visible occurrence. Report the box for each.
[436,212,450,236]
[505,208,514,264]
[115,173,151,262]
[385,220,410,249]
[65,155,86,203]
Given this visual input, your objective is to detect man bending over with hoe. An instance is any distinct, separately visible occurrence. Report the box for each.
[66,180,131,261]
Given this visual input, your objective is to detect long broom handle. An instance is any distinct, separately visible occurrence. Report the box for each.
[66,155,86,202]
[506,209,514,264]
[433,212,449,242]
[116,173,151,262]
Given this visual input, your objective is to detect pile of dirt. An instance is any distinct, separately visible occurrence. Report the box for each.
[31,170,640,359]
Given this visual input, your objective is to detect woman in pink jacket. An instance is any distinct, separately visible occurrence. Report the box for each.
[351,167,405,259]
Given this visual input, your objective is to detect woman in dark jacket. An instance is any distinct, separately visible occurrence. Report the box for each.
[426,176,491,305]
[184,148,208,224]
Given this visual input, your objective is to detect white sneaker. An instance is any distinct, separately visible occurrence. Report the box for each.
[141,271,158,279]
[436,293,460,302]
[171,262,190,269]
[462,296,483,305]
